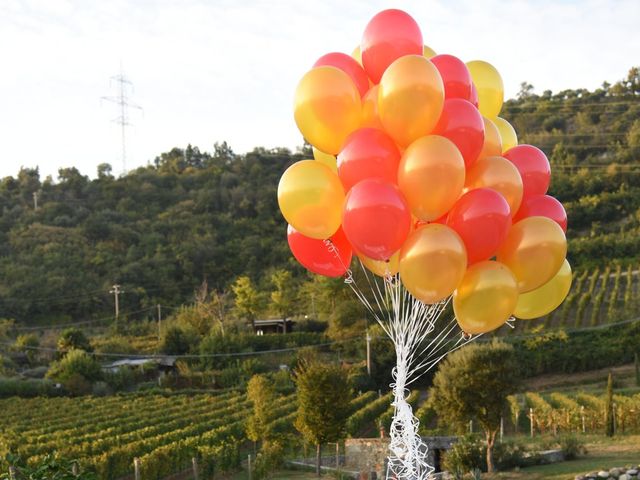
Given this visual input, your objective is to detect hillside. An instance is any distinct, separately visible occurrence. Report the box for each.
[0,68,638,328]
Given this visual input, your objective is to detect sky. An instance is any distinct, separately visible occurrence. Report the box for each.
[1,0,638,180]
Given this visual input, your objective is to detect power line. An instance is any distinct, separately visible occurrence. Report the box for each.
[13,307,156,331]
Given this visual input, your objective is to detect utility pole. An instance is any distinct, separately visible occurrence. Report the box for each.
[157,304,162,341]
[366,331,372,376]
[101,64,142,175]
[32,191,39,211]
[110,284,123,330]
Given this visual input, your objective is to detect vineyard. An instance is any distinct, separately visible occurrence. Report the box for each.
[508,390,640,436]
[0,389,410,479]
[511,265,640,332]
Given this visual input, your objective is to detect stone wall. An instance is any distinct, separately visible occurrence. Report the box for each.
[344,436,458,477]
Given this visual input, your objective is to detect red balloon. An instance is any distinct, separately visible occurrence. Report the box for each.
[503,145,551,199]
[469,83,479,108]
[433,98,485,168]
[313,52,370,98]
[287,225,352,277]
[514,194,567,232]
[446,188,511,265]
[343,179,411,260]
[361,9,423,84]
[430,54,473,101]
[337,128,401,192]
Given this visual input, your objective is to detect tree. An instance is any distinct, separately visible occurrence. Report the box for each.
[270,269,297,320]
[635,352,640,387]
[517,81,535,99]
[14,333,39,366]
[232,276,262,328]
[47,349,102,395]
[57,328,92,353]
[605,372,614,437]
[429,341,519,473]
[160,326,192,355]
[294,361,352,476]
[246,374,277,450]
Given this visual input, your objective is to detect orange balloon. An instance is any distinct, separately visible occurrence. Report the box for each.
[378,55,444,147]
[465,156,523,214]
[478,117,502,160]
[454,261,519,334]
[358,250,400,277]
[399,224,467,304]
[277,160,345,239]
[294,66,362,155]
[398,135,465,221]
[497,216,567,293]
[361,85,384,130]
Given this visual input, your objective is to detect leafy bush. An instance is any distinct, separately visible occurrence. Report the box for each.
[46,349,102,395]
[92,336,137,355]
[443,435,527,474]
[0,378,65,398]
[1,453,96,479]
[58,328,92,353]
[252,439,285,480]
[160,326,194,355]
[559,435,587,460]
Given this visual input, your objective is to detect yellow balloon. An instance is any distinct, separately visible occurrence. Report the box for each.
[294,66,362,155]
[478,116,502,160]
[378,55,444,148]
[361,85,384,130]
[466,60,504,119]
[400,224,467,304]
[423,45,437,59]
[277,160,345,239]
[398,135,465,221]
[493,116,518,153]
[352,46,362,65]
[312,147,337,173]
[454,261,519,334]
[465,156,523,214]
[514,259,572,319]
[358,251,400,277]
[497,216,567,293]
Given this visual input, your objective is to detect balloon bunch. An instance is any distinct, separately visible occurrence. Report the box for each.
[279,9,571,335]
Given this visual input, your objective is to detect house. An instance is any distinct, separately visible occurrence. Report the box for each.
[253,318,295,335]
[102,356,177,374]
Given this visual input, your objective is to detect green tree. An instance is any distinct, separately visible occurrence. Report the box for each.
[270,269,297,320]
[232,276,263,328]
[47,349,102,395]
[160,326,192,355]
[246,374,277,450]
[429,341,519,473]
[294,361,352,476]
[14,333,39,366]
[605,372,614,437]
[57,328,92,353]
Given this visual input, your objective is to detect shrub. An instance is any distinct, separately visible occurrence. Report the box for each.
[442,436,527,474]
[57,328,92,353]
[252,439,285,480]
[160,326,193,355]
[559,435,587,460]
[46,349,102,395]
[14,333,40,365]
